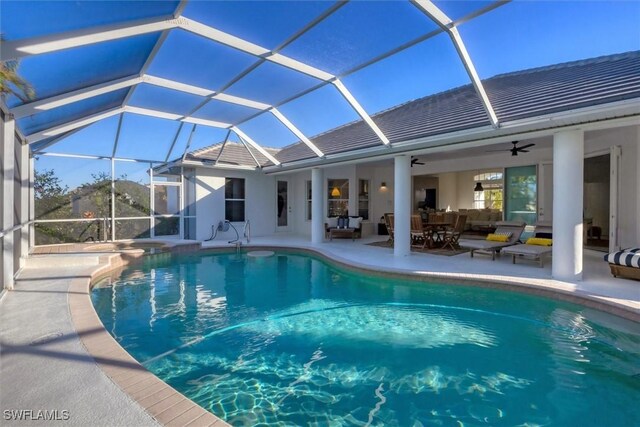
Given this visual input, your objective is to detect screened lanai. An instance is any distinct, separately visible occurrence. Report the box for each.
[1,1,640,289]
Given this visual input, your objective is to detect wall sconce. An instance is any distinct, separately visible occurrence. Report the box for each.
[331,187,341,197]
[474,182,484,192]
[380,182,387,190]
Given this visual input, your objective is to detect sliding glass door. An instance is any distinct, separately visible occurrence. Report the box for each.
[504,165,537,225]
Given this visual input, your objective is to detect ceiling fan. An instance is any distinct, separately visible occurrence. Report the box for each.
[411,157,425,167]
[486,141,535,156]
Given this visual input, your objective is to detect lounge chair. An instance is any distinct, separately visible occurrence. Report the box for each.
[384,213,394,243]
[502,223,553,267]
[459,221,526,260]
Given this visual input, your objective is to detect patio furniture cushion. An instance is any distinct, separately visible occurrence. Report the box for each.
[503,244,553,257]
[494,230,513,238]
[605,251,640,268]
[526,237,553,246]
[348,217,363,229]
[622,247,640,253]
[486,233,509,242]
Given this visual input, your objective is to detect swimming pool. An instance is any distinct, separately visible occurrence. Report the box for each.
[92,250,640,426]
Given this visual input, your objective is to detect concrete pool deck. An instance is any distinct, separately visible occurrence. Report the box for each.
[0,235,638,426]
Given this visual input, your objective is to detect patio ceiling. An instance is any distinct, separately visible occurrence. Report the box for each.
[2,1,639,168]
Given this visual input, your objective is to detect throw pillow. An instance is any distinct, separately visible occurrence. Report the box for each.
[486,233,509,242]
[348,217,362,229]
[327,217,338,228]
[526,237,553,246]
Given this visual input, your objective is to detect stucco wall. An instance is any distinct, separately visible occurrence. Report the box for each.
[191,125,639,248]
[194,168,276,241]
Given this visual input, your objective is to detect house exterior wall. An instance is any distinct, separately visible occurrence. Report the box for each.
[191,125,638,248]
[194,168,275,241]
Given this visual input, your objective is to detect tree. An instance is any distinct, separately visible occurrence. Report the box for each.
[34,169,67,200]
[1,35,35,101]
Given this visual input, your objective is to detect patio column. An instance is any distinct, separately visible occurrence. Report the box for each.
[552,129,584,281]
[20,143,29,265]
[2,114,15,290]
[29,155,35,248]
[311,167,324,244]
[394,155,411,257]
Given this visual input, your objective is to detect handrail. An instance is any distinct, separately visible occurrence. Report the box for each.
[0,221,32,239]
[33,217,110,223]
[244,219,251,243]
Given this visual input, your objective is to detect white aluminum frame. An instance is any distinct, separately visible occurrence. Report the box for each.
[11,75,141,119]
[410,0,499,128]
[333,79,390,145]
[270,108,324,157]
[10,1,512,166]
[27,107,125,142]
[232,127,281,166]
[0,16,179,61]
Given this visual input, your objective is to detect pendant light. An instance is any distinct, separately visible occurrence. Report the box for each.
[331,187,341,197]
[474,182,484,192]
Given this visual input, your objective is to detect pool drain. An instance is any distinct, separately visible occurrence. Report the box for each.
[247,251,275,258]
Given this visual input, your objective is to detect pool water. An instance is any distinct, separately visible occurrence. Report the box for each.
[92,251,640,426]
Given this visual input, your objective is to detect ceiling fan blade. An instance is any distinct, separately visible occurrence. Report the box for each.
[517,143,535,150]
[485,148,509,152]
[519,150,529,153]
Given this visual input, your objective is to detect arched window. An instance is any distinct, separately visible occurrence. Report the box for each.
[473,171,503,210]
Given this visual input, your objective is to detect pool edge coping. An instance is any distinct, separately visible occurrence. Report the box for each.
[71,242,638,427]
[69,250,229,427]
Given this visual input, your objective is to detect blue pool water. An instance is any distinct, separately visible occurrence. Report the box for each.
[92,251,640,426]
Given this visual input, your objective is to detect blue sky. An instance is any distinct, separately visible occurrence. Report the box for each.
[6,0,638,187]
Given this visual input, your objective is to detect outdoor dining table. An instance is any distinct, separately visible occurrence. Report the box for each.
[421,221,453,248]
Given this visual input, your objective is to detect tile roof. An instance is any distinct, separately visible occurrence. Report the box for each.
[186,141,278,167]
[188,51,640,167]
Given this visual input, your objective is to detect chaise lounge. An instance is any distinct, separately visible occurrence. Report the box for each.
[502,223,553,267]
[458,221,526,260]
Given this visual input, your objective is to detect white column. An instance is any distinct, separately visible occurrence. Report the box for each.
[311,168,324,244]
[19,143,29,265]
[636,127,640,246]
[29,155,35,248]
[394,155,411,257]
[552,129,584,281]
[2,114,15,290]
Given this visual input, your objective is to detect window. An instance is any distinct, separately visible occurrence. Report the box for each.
[358,179,369,220]
[327,179,349,217]
[225,178,245,222]
[306,180,312,221]
[473,171,503,210]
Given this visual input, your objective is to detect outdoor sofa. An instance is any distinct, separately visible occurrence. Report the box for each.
[325,216,363,241]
